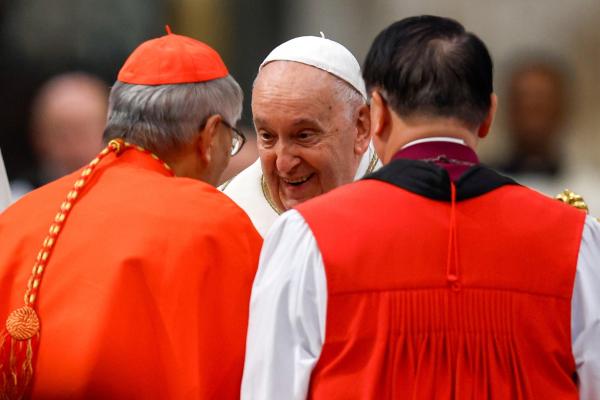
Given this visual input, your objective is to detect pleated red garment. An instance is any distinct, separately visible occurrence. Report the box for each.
[298,177,584,399]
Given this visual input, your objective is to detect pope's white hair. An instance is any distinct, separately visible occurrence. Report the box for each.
[104,75,242,156]
[332,78,366,121]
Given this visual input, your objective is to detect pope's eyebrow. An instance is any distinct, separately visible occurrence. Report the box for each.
[254,117,324,131]
[289,118,319,127]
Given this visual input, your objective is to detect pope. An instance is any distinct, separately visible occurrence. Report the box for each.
[0,29,262,398]
[222,35,381,237]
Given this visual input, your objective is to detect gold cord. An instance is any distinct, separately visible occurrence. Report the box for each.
[8,139,173,340]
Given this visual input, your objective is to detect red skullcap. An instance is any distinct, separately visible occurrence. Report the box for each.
[118,26,228,85]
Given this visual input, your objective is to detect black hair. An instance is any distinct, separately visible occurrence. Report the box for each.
[363,15,493,127]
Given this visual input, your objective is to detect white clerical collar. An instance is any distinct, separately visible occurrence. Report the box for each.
[401,137,466,149]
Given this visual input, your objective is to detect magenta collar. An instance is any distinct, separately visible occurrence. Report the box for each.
[392,140,479,182]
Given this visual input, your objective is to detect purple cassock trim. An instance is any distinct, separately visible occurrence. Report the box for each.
[392,141,480,182]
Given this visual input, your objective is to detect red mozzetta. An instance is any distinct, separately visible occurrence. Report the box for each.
[0,148,262,398]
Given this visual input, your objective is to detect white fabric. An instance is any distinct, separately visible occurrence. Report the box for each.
[242,211,600,400]
[402,136,466,148]
[572,216,600,399]
[222,143,380,237]
[241,210,326,400]
[507,165,600,216]
[260,35,367,100]
[6,179,32,202]
[221,158,274,237]
[0,149,11,211]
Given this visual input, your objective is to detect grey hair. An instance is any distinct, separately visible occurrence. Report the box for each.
[103,75,242,155]
[332,78,366,121]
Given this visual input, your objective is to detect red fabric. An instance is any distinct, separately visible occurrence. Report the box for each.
[118,32,228,85]
[0,150,262,398]
[297,179,585,399]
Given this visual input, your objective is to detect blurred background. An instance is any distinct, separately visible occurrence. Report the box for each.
[1,0,599,209]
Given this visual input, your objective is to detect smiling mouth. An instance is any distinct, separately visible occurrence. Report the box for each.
[280,173,314,186]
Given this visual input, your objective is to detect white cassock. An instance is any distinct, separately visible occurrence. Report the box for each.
[241,207,600,400]
[221,143,381,237]
[0,148,11,211]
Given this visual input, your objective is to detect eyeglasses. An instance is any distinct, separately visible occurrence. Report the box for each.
[220,120,247,156]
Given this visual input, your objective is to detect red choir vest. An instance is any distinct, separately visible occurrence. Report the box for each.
[297,158,585,399]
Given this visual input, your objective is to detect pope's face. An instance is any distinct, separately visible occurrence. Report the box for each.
[252,62,364,211]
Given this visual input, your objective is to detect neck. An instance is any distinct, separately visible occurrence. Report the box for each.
[164,149,207,182]
[382,115,479,164]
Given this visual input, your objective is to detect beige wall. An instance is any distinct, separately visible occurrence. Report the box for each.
[283,0,600,165]
[170,0,233,59]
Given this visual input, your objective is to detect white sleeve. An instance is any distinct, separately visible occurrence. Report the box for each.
[572,215,600,399]
[241,209,327,400]
[0,149,11,211]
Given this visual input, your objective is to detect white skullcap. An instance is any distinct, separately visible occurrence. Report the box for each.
[259,35,367,100]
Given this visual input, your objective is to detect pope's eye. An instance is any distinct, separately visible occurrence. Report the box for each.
[297,132,313,140]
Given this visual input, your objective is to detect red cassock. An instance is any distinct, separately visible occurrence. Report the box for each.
[0,149,262,398]
[298,158,585,399]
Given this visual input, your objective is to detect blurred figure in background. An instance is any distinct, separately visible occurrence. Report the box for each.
[10,72,108,198]
[500,60,567,177]
[497,58,600,212]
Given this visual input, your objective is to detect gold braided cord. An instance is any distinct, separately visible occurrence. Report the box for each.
[0,140,173,400]
[261,174,284,215]
[364,151,380,176]
[20,143,113,312]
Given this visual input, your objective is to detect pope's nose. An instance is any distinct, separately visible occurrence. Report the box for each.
[275,145,301,175]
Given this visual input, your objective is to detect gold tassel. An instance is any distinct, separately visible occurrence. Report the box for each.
[0,307,39,400]
[0,334,37,400]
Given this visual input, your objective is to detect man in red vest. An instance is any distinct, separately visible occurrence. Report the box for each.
[0,29,262,398]
[242,16,600,399]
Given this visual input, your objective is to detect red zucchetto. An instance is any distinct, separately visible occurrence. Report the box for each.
[118,26,228,85]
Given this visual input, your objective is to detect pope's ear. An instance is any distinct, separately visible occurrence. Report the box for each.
[197,114,221,163]
[354,103,371,156]
[370,91,391,144]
